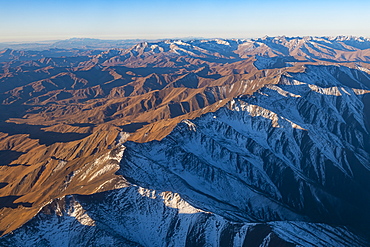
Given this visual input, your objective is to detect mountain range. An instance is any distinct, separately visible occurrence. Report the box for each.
[1,36,370,246]
[0,37,203,51]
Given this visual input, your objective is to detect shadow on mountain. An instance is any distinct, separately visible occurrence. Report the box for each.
[254,56,308,70]
[69,123,96,127]
[115,66,180,77]
[0,151,26,166]
[168,102,190,117]
[0,105,30,122]
[0,122,90,146]
[198,57,241,64]
[363,94,370,139]
[0,183,8,189]
[240,224,295,247]
[0,196,32,209]
[120,122,148,133]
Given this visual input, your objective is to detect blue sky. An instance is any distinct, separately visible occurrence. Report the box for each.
[1,0,369,42]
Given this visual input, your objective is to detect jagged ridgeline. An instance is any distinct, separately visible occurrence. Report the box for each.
[1,36,370,246]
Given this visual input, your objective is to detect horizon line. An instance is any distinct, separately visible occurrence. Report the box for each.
[1,35,370,46]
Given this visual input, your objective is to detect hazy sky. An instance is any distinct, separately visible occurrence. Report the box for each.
[1,0,369,42]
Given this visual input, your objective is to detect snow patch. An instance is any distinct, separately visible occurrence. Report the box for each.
[52,160,67,173]
[266,85,301,98]
[116,131,130,145]
[182,119,197,132]
[230,100,305,130]
[160,191,205,214]
[174,40,190,46]
[76,146,125,183]
[215,39,230,46]
[68,199,95,226]
[137,187,157,199]
[353,88,370,95]
[137,187,204,214]
[356,66,370,74]
[308,84,342,96]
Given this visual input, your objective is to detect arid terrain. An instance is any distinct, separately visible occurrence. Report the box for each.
[1,36,370,246]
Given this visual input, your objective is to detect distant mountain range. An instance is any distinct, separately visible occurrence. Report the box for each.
[0,37,206,51]
[1,36,370,246]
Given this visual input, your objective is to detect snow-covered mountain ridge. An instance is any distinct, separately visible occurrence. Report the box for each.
[3,63,370,246]
[118,65,370,229]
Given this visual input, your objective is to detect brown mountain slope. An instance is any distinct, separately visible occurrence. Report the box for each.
[1,36,370,236]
